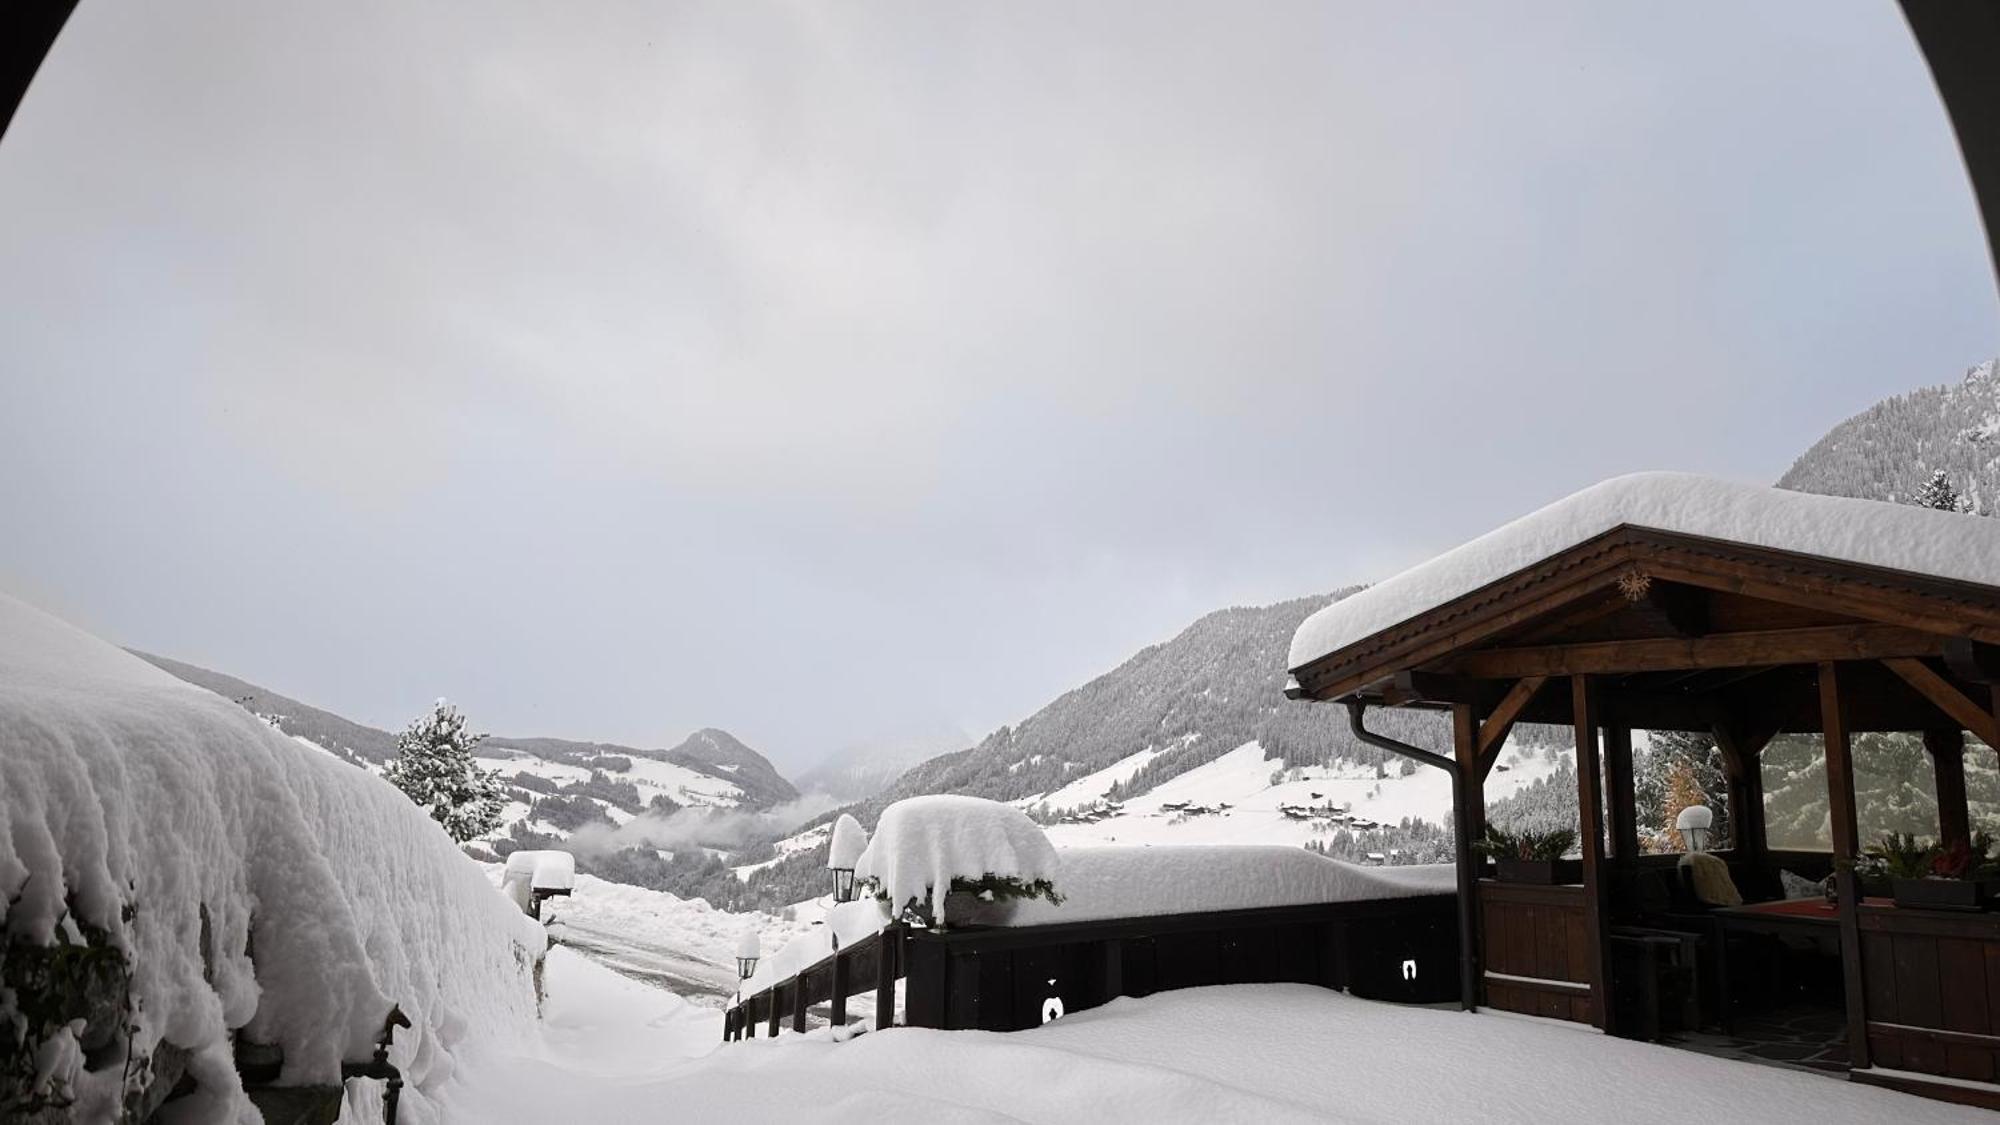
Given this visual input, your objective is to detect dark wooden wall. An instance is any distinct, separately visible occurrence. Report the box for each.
[906,896,1458,1033]
[1859,904,2000,1083]
[1479,881,1595,1024]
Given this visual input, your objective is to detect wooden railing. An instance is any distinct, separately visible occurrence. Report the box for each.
[724,894,1458,1041]
[725,924,904,1041]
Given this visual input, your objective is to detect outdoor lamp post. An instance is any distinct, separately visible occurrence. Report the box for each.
[827,812,868,904]
[735,929,760,981]
[1676,805,1714,852]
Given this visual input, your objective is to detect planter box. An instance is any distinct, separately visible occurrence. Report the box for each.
[940,889,1021,928]
[1891,876,2000,912]
[1494,857,1583,885]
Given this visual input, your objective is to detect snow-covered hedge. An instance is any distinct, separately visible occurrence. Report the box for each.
[0,593,544,1122]
[853,796,1059,928]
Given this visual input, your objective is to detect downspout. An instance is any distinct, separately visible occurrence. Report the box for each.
[1346,701,1480,1013]
[1344,701,1451,772]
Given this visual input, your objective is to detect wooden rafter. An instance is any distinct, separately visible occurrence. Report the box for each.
[1475,676,1546,775]
[1445,624,1946,680]
[1882,658,2000,749]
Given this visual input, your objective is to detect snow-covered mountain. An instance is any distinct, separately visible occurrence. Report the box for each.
[1779,357,2000,514]
[130,652,798,848]
[871,593,1450,812]
[792,726,971,802]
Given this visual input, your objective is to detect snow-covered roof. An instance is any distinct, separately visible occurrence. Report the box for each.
[1289,472,2000,672]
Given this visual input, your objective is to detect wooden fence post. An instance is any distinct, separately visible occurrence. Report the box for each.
[830,949,850,1029]
[875,924,899,1030]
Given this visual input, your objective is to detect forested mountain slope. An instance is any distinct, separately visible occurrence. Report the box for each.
[1779,357,1999,513]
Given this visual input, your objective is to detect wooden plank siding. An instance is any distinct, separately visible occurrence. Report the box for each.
[1478,881,1595,1025]
[1859,906,2000,1084]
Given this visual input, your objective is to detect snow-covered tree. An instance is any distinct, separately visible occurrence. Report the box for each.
[383,699,506,843]
[1659,758,1711,851]
[1915,469,1963,512]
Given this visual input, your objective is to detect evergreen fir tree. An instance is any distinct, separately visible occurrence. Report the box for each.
[383,699,505,843]
[1634,730,1730,851]
[1915,469,1963,512]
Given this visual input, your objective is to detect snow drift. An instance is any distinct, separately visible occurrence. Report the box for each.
[1000,846,1454,927]
[0,593,543,1122]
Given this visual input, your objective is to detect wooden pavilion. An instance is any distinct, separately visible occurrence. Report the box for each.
[1286,474,2000,1107]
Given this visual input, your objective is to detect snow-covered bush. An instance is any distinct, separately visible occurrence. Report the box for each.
[853,797,1061,928]
[0,594,544,1123]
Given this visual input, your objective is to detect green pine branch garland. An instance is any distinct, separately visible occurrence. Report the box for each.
[864,873,1063,929]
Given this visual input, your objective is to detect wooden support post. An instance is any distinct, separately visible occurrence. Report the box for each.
[767,988,781,1039]
[1820,662,1871,1070]
[1572,675,1615,1035]
[1100,939,1124,1006]
[1604,723,1639,861]
[1926,729,1971,849]
[830,950,850,1030]
[792,972,809,1033]
[1711,723,1769,864]
[1451,704,1483,1013]
[875,925,899,1030]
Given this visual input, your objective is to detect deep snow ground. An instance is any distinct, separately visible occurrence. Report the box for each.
[445,953,1989,1125]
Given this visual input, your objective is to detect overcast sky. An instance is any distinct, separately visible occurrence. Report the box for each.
[2,1,1994,774]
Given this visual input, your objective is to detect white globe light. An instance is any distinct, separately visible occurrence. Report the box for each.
[1676,805,1715,852]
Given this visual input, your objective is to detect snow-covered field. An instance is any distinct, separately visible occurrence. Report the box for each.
[483,748,749,810]
[448,955,1988,1125]
[1018,740,1562,849]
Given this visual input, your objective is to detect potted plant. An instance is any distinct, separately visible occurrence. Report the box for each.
[1861,832,2000,912]
[1474,826,1582,885]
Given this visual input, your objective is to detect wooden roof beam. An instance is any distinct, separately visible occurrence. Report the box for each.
[1476,676,1548,776]
[1882,658,2000,749]
[1944,638,2000,685]
[1444,624,1946,680]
